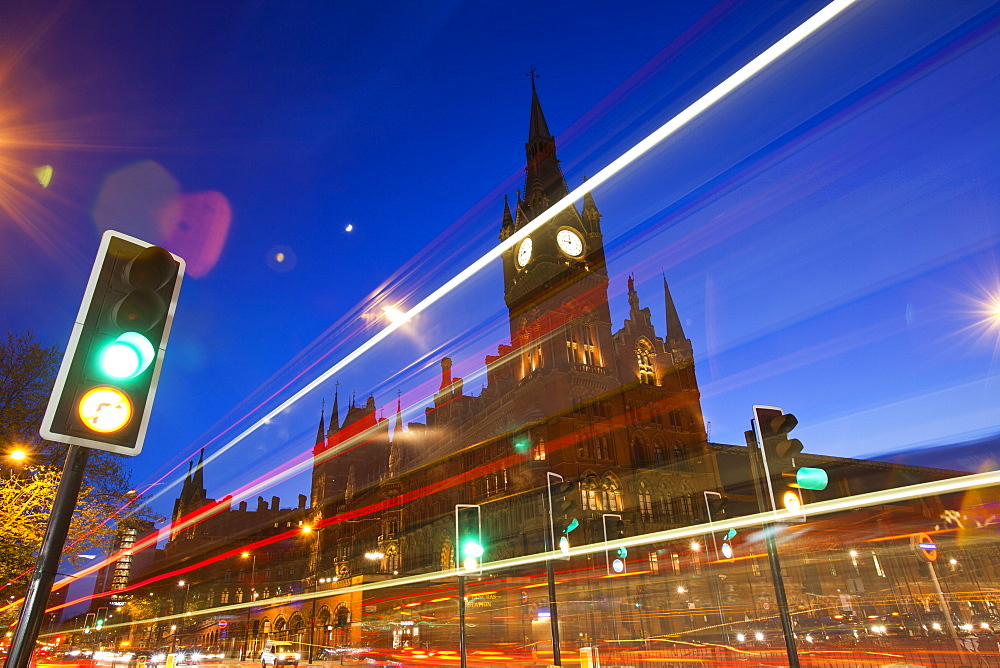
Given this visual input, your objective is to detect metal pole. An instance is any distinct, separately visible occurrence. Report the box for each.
[927,561,963,654]
[5,443,89,668]
[703,491,730,645]
[458,574,467,668]
[745,429,800,668]
[544,472,563,667]
[544,543,562,667]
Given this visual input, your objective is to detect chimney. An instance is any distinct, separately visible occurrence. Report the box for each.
[439,357,453,390]
[298,494,307,509]
[271,496,280,511]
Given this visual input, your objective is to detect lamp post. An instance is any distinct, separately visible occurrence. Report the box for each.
[240,552,257,661]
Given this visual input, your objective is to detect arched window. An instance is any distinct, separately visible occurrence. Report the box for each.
[601,477,622,512]
[637,482,654,520]
[659,485,675,524]
[652,440,664,465]
[335,604,350,629]
[440,539,453,571]
[235,588,244,603]
[581,475,600,510]
[636,341,656,385]
[632,436,648,468]
[220,589,230,605]
[680,484,695,522]
[581,324,598,366]
[386,543,400,574]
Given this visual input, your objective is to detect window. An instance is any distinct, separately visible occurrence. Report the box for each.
[566,329,579,363]
[649,552,660,574]
[386,544,400,574]
[221,590,230,605]
[636,341,655,385]
[236,588,244,603]
[533,439,546,461]
[581,325,597,366]
[638,482,654,520]
[577,436,591,459]
[581,477,600,510]
[601,477,622,512]
[660,487,675,523]
[595,435,610,460]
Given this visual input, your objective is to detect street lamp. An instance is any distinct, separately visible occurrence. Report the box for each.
[240,553,257,660]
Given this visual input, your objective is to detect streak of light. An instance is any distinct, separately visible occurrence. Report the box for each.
[176,0,860,492]
[381,304,410,324]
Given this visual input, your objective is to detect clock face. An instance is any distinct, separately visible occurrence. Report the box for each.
[516,237,533,267]
[556,228,584,257]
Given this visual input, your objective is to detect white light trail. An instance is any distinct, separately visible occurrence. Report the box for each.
[91,0,868,544]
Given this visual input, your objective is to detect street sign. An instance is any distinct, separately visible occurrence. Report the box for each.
[217,620,228,628]
[911,532,937,562]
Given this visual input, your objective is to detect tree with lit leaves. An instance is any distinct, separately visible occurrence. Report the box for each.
[0,330,161,608]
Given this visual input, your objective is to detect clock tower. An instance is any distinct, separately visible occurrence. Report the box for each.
[500,80,614,381]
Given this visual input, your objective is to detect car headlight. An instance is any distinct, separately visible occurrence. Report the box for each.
[191,654,204,660]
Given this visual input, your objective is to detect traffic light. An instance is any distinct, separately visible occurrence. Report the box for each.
[705,493,736,559]
[40,231,185,456]
[455,504,484,573]
[83,612,96,633]
[720,528,737,560]
[547,475,580,556]
[753,406,827,515]
[95,607,108,630]
[603,514,627,574]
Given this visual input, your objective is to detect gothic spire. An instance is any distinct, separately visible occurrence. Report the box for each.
[191,448,205,492]
[664,274,686,342]
[393,394,403,439]
[523,75,568,217]
[316,402,326,447]
[328,384,340,435]
[499,194,514,240]
[582,177,602,231]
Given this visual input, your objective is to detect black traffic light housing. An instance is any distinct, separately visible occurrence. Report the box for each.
[753,405,826,514]
[547,474,580,556]
[455,504,484,573]
[40,231,184,456]
[603,514,627,574]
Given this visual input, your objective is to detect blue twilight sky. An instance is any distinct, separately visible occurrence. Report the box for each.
[2,0,1000,526]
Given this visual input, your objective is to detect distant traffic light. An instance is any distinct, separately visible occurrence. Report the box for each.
[455,504,484,573]
[547,475,580,556]
[721,528,737,559]
[95,607,108,630]
[705,492,736,559]
[753,406,827,515]
[40,231,185,456]
[603,514,627,574]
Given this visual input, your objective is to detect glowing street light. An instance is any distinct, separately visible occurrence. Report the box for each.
[381,305,410,324]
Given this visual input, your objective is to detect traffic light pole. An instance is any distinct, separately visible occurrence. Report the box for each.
[544,472,563,667]
[744,430,799,668]
[5,444,90,668]
[702,491,730,645]
[458,574,467,668]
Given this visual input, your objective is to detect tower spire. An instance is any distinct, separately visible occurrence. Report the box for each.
[328,383,341,435]
[393,393,403,439]
[523,73,568,217]
[191,448,205,492]
[316,401,326,448]
[499,194,514,240]
[663,274,686,342]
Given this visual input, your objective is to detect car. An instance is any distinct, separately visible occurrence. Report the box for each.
[260,642,299,667]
